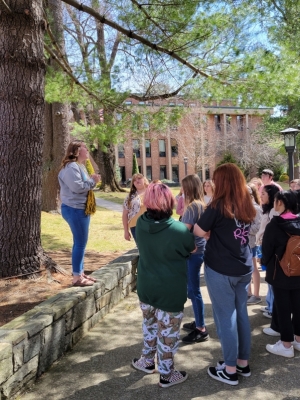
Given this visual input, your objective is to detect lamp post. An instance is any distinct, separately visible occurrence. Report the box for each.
[281,127,300,181]
[183,156,188,176]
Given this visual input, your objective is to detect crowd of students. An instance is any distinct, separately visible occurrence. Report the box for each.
[125,166,300,388]
[57,141,300,389]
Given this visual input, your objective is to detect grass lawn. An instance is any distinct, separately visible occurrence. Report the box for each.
[41,207,136,253]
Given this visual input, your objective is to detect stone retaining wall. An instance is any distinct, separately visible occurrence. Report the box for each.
[0,250,138,399]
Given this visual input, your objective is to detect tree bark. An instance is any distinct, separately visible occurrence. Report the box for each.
[42,0,70,212]
[0,0,49,277]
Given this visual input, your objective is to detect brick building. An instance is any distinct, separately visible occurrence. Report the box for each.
[116,97,273,184]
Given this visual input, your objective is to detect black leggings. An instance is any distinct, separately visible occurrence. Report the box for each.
[272,286,300,342]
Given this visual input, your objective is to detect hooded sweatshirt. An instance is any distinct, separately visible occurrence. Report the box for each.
[262,215,300,289]
[136,212,195,312]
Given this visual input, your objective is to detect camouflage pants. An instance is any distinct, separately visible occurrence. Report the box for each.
[139,302,183,376]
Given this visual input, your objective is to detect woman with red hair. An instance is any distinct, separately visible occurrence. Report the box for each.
[132,183,195,388]
[194,163,256,386]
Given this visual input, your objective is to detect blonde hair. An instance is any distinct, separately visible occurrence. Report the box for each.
[203,179,215,195]
[128,173,149,208]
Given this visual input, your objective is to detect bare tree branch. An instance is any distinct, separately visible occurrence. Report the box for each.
[61,0,229,84]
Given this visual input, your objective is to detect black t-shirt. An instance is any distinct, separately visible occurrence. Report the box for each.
[197,205,253,276]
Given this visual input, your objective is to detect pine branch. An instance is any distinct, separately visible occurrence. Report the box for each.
[61,0,229,84]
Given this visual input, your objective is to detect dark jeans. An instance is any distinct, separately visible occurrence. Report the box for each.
[187,253,205,328]
[130,227,137,245]
[61,204,90,276]
[272,286,300,342]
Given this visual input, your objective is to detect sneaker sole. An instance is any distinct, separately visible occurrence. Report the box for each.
[131,360,156,374]
[237,370,251,377]
[207,368,238,386]
[247,300,262,305]
[263,329,280,337]
[266,345,294,358]
[159,373,188,388]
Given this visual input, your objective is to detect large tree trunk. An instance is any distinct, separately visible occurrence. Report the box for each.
[92,144,125,191]
[42,0,70,211]
[0,1,50,278]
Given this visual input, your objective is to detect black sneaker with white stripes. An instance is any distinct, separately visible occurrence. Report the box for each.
[217,360,251,377]
[207,364,238,385]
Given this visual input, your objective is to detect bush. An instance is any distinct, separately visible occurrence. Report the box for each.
[279,174,289,182]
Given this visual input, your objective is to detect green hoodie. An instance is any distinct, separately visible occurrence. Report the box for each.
[136,212,195,313]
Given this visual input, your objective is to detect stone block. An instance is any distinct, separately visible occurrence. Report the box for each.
[13,341,24,372]
[97,272,119,291]
[119,274,133,289]
[18,313,53,338]
[24,334,41,363]
[38,318,66,376]
[71,318,92,346]
[0,343,13,385]
[64,333,72,352]
[65,309,74,334]
[0,330,27,346]
[70,296,96,331]
[1,355,38,399]
[94,281,106,299]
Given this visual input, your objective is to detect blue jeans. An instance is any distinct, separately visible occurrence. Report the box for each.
[187,253,205,328]
[61,204,90,276]
[130,227,137,244]
[266,284,274,313]
[205,265,251,366]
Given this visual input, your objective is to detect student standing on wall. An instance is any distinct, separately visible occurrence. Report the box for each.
[58,140,101,287]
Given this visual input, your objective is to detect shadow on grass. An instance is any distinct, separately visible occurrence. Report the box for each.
[41,233,72,251]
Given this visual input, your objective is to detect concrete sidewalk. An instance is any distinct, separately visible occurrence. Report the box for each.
[22,273,300,400]
[96,198,123,213]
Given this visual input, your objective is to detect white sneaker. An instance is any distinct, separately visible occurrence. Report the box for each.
[263,327,280,337]
[260,306,269,312]
[263,311,272,319]
[266,341,294,358]
[292,338,300,351]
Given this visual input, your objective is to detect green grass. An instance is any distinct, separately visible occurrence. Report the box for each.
[41,207,136,253]
[94,190,129,205]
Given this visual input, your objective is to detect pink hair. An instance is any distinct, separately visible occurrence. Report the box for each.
[144,183,174,213]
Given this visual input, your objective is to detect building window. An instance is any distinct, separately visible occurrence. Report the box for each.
[145,139,151,157]
[160,165,167,180]
[124,100,132,105]
[237,115,244,131]
[159,139,166,157]
[146,166,152,181]
[171,138,178,157]
[132,139,140,158]
[119,166,126,183]
[118,144,125,158]
[172,165,179,182]
[214,115,221,131]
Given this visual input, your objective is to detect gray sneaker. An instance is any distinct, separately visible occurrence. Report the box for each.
[247,295,262,305]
